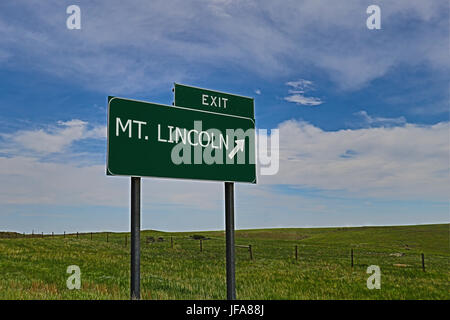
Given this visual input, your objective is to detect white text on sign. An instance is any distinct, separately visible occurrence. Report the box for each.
[114,117,279,174]
[202,94,228,109]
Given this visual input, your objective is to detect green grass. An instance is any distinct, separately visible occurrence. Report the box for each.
[0,224,448,299]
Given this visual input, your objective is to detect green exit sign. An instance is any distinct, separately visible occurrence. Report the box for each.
[107,97,256,183]
[174,83,254,119]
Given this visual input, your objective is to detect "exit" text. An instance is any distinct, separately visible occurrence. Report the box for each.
[202,94,228,109]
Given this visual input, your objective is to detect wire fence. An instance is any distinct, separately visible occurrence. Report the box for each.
[0,231,446,272]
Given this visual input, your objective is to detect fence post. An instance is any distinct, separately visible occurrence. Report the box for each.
[200,239,203,252]
[351,249,354,268]
[125,235,127,247]
[52,232,54,238]
[77,232,79,238]
[42,232,44,238]
[91,232,93,240]
[295,245,298,260]
[171,236,173,249]
[107,233,109,243]
[421,253,425,272]
[249,245,253,260]
[64,231,65,238]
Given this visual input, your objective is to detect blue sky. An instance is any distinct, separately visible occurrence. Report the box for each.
[0,1,448,233]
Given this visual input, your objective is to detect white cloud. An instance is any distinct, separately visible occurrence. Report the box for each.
[0,0,447,93]
[0,155,222,209]
[258,120,449,201]
[0,118,447,226]
[286,80,313,93]
[355,111,406,126]
[1,117,448,206]
[0,120,106,155]
[284,94,323,106]
[0,118,220,209]
[0,153,344,230]
[410,103,449,116]
[84,125,107,139]
[284,79,323,106]
[255,89,261,95]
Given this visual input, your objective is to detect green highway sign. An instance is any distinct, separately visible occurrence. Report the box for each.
[107,97,256,183]
[108,87,256,299]
[174,83,254,119]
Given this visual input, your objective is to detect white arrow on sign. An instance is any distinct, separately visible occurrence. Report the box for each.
[228,139,245,159]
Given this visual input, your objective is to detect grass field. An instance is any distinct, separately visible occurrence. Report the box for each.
[0,224,448,300]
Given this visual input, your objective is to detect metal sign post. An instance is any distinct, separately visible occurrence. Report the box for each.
[130,176,141,300]
[225,182,236,300]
